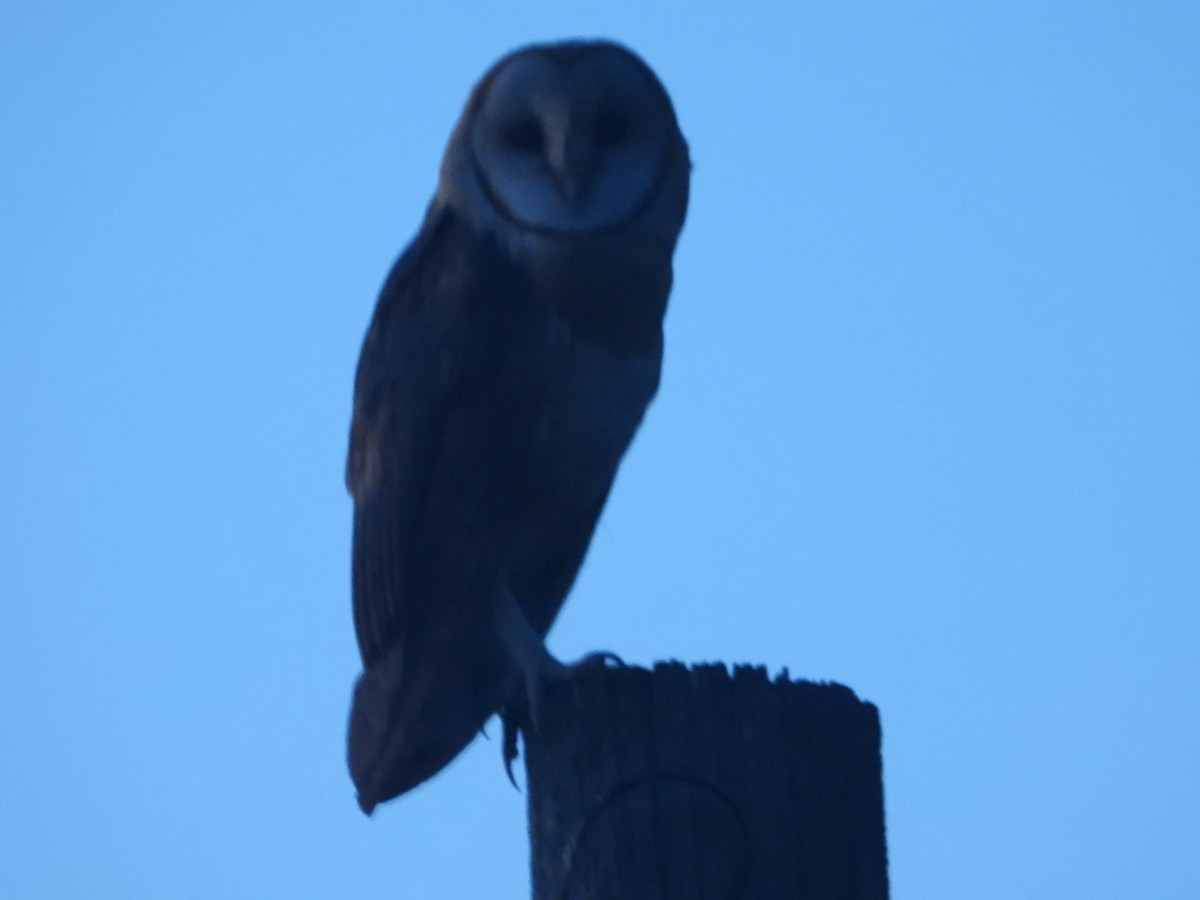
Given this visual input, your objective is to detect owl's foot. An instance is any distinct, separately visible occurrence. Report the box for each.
[498,675,554,789]
[495,586,626,784]
[499,650,624,787]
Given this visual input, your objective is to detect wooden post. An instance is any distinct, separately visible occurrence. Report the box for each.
[524,662,888,899]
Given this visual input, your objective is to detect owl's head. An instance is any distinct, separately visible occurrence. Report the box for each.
[438,41,689,242]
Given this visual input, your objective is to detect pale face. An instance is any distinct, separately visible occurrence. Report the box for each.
[468,47,678,235]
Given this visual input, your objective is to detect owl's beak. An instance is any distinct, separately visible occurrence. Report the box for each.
[553,171,582,208]
[547,122,596,210]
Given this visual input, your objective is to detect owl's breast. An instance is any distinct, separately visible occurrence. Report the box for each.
[494,328,659,626]
[536,335,660,489]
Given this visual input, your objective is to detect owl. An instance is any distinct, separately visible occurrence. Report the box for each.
[345,40,690,814]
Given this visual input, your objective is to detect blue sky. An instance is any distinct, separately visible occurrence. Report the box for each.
[3,2,1197,897]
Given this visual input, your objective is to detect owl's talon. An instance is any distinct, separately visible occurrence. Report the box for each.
[567,649,625,671]
[501,712,522,789]
[497,647,625,785]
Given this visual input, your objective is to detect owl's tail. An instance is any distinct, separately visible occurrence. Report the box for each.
[347,639,503,814]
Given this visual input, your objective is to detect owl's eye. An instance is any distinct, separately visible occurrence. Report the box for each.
[594,108,631,147]
[501,116,544,155]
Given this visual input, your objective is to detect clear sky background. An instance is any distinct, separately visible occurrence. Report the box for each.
[3,3,1197,897]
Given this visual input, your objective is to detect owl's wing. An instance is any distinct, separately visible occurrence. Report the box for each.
[347,206,469,668]
[349,202,572,650]
[347,206,580,809]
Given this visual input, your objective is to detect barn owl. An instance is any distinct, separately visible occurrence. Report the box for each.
[345,39,689,814]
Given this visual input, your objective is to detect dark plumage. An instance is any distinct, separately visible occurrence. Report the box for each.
[345,40,689,814]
